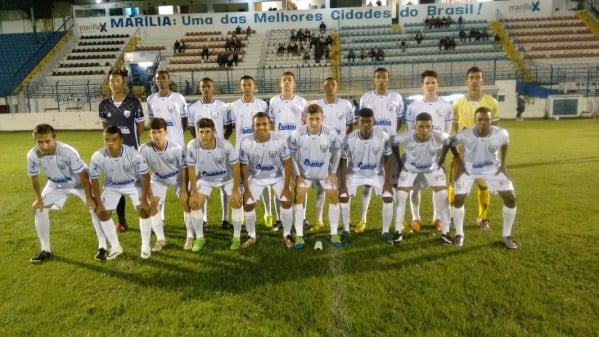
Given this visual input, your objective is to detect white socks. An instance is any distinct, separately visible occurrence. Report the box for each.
[409,189,421,222]
[231,207,244,238]
[150,214,165,241]
[99,218,121,249]
[183,212,194,239]
[328,203,339,235]
[244,210,256,238]
[280,207,293,237]
[394,190,409,233]
[434,190,450,233]
[452,206,465,236]
[503,206,517,237]
[382,202,393,233]
[139,217,152,250]
[293,204,304,237]
[34,209,51,252]
[360,186,372,221]
[340,202,350,232]
[190,208,204,238]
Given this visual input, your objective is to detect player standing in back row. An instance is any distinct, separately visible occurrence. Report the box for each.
[357,67,404,233]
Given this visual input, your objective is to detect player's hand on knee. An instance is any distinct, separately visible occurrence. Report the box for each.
[230,190,242,209]
[32,199,44,213]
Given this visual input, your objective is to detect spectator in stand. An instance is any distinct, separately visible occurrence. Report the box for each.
[290,29,297,42]
[319,21,327,34]
[303,50,311,63]
[375,48,384,61]
[457,16,463,28]
[218,52,228,68]
[424,16,431,28]
[369,47,376,62]
[376,0,382,6]
[174,40,180,54]
[449,37,457,51]
[277,44,285,56]
[232,51,240,66]
[236,25,242,35]
[415,31,423,44]
[202,47,210,60]
[359,49,366,60]
[459,30,467,42]
[246,26,252,37]
[400,39,407,53]
[347,48,356,62]
[179,41,186,53]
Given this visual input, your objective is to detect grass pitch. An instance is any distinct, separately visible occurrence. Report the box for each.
[0,119,598,336]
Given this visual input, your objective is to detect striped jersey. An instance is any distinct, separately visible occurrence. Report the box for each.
[453,94,499,131]
[342,129,392,178]
[27,141,87,188]
[188,98,231,139]
[454,126,508,175]
[229,97,269,148]
[316,97,355,137]
[98,96,145,149]
[359,90,404,136]
[393,130,449,173]
[268,95,308,141]
[239,132,290,181]
[146,91,189,148]
[138,140,186,184]
[288,125,343,180]
[186,136,238,184]
[405,96,453,134]
[89,145,149,187]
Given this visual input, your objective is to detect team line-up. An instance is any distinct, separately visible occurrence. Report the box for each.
[27,66,518,263]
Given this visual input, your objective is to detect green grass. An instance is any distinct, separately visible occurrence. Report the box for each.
[1,120,598,336]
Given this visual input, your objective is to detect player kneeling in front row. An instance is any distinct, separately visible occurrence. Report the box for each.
[239,112,294,248]
[186,118,243,251]
[27,124,108,262]
[288,104,343,249]
[90,126,153,259]
[139,118,189,253]
[451,107,517,249]
[393,112,451,244]
[339,108,394,245]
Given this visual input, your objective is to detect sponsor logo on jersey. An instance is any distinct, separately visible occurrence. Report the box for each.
[202,170,227,177]
[241,127,253,134]
[303,159,324,167]
[375,119,392,126]
[255,163,275,171]
[278,123,296,131]
[410,162,432,170]
[357,162,377,170]
[124,110,131,118]
[471,160,495,169]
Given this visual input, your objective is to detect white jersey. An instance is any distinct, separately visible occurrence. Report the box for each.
[393,130,449,173]
[405,96,453,134]
[229,97,268,148]
[288,125,343,180]
[268,95,308,141]
[188,98,231,139]
[186,136,238,184]
[138,141,186,184]
[239,132,290,182]
[316,98,355,138]
[27,141,86,188]
[359,90,404,136]
[342,129,392,178]
[146,91,189,148]
[454,126,509,175]
[89,145,149,187]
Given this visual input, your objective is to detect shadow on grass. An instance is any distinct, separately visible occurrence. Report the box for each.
[53,228,495,300]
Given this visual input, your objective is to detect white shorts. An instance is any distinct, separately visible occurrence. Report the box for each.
[342,175,391,198]
[102,184,143,210]
[196,179,237,197]
[41,182,87,210]
[298,177,336,190]
[151,179,182,204]
[246,177,289,204]
[396,168,447,189]
[454,172,514,195]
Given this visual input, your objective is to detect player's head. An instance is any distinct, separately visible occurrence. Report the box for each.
[323,77,338,96]
[109,69,128,95]
[420,70,439,96]
[373,68,390,92]
[305,103,323,133]
[240,75,256,97]
[199,77,214,98]
[474,106,492,133]
[196,118,216,145]
[103,125,123,153]
[252,112,271,140]
[466,66,483,92]
[415,112,433,139]
[33,124,57,155]
[280,71,295,93]
[155,70,171,90]
[357,108,375,138]
[149,118,168,147]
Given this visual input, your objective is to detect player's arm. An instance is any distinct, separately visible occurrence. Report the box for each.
[382,154,392,193]
[281,157,292,202]
[90,178,105,215]
[31,175,44,212]
[230,162,242,208]
[338,157,348,194]
[240,162,251,200]
[78,170,95,210]
[497,143,508,175]
[178,166,189,209]
[136,120,145,140]
[139,173,151,206]
[328,147,341,186]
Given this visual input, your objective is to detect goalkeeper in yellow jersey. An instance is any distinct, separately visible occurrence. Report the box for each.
[451,66,500,229]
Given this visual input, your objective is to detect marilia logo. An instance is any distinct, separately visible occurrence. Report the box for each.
[509,1,541,13]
